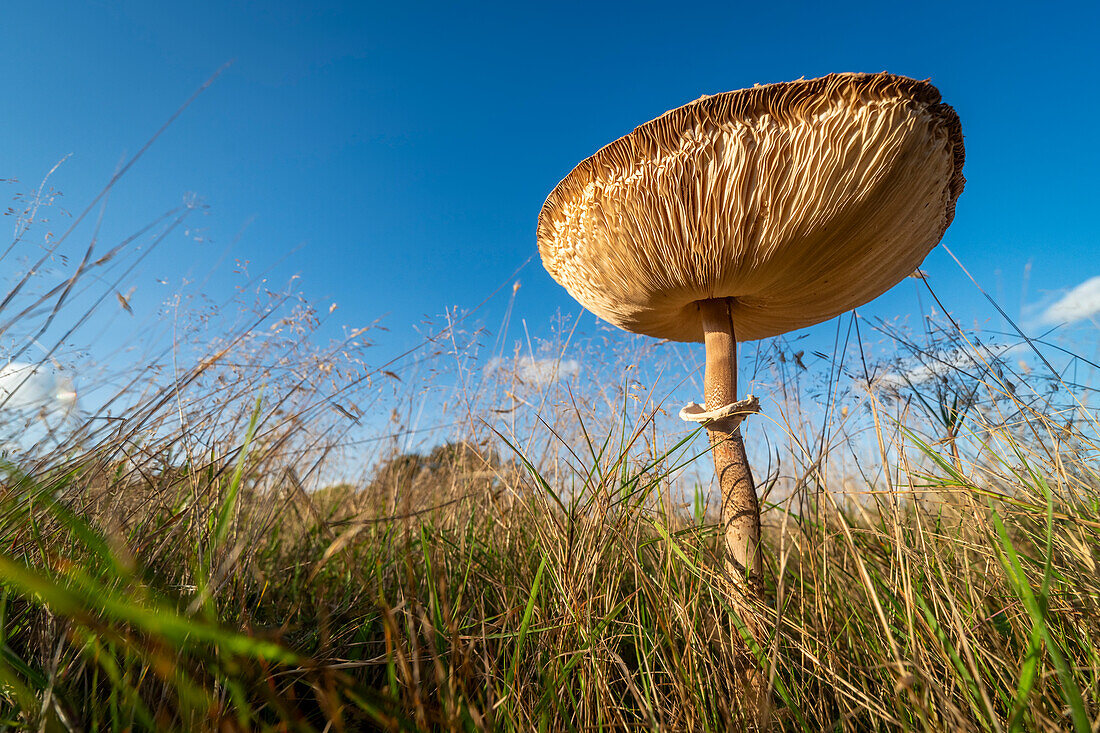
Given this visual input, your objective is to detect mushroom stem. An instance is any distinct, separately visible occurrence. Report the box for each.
[699,298,763,592]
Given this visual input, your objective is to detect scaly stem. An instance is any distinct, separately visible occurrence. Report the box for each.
[699,298,763,593]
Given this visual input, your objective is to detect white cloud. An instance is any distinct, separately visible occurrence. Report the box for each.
[873,344,1018,391]
[1041,276,1100,325]
[486,356,581,387]
[1,362,81,457]
[0,362,78,412]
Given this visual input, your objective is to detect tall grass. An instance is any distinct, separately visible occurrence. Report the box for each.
[3,149,1099,730]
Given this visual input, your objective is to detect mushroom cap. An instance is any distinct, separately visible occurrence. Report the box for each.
[537,72,965,343]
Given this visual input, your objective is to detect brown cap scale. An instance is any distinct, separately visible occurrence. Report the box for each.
[537,73,965,597]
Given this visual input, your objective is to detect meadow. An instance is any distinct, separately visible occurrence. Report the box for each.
[2,171,1099,733]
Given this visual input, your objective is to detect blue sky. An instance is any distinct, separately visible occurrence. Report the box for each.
[3,0,1098,387]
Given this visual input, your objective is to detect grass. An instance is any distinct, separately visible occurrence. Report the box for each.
[3,118,1099,730]
[1,328,1098,731]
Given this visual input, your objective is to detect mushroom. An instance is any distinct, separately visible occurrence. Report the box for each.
[537,73,964,591]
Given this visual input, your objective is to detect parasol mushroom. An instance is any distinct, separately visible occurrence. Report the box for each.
[537,72,965,591]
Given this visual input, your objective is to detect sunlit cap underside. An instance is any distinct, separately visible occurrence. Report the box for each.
[537,72,965,342]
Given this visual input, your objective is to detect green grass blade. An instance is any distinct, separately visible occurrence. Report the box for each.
[990,507,1089,733]
[212,393,263,549]
[507,553,546,689]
